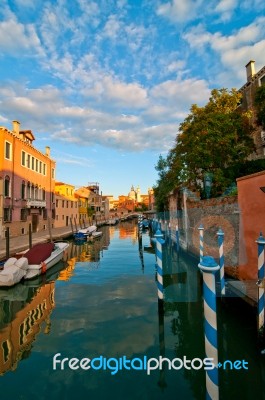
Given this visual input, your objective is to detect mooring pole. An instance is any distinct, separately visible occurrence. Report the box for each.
[198,224,204,263]
[198,255,220,400]
[256,232,265,340]
[5,227,10,259]
[217,228,225,295]
[29,223,32,249]
[154,229,165,307]
[176,220,180,252]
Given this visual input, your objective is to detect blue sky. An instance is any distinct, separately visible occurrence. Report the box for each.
[0,0,264,197]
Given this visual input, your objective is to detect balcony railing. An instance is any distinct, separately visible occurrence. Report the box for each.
[26,199,46,208]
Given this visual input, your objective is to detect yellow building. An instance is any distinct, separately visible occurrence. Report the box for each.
[54,181,78,228]
[74,186,90,226]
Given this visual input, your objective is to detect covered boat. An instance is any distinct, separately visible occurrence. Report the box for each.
[0,241,69,285]
[0,257,29,287]
[74,225,97,240]
[23,242,69,280]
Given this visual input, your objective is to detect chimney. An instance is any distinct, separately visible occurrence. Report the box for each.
[45,146,50,157]
[12,120,20,137]
[245,60,255,82]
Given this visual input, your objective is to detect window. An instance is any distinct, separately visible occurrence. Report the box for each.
[4,208,12,222]
[35,159,39,172]
[21,181,26,199]
[52,168,55,179]
[39,161,42,174]
[21,151,26,166]
[42,189,46,200]
[27,182,31,199]
[20,208,27,221]
[27,154,31,168]
[43,209,48,220]
[56,199,58,207]
[260,75,265,86]
[31,157,35,170]
[62,200,65,208]
[4,176,10,197]
[43,164,46,175]
[5,141,11,160]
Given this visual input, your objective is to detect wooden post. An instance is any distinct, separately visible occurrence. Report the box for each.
[70,217,74,235]
[5,227,10,259]
[48,217,53,242]
[74,217,78,232]
[29,223,32,249]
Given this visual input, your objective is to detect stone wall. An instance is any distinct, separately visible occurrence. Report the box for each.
[184,195,240,278]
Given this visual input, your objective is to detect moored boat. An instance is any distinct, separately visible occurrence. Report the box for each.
[0,242,69,285]
[91,231,102,239]
[73,225,97,240]
[23,242,69,280]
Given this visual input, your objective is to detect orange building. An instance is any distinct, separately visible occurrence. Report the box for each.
[0,120,56,237]
[237,170,265,279]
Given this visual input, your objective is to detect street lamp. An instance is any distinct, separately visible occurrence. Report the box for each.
[204,172,213,199]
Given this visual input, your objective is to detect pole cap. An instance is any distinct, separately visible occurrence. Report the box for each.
[154,229,164,239]
[217,227,224,236]
[256,232,265,244]
[198,255,220,273]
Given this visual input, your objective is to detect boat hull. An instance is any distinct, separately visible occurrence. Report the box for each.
[24,242,69,280]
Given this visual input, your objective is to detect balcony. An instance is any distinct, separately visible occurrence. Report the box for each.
[26,199,46,208]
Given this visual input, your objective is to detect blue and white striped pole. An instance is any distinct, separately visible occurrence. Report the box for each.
[217,228,225,296]
[176,220,180,252]
[198,224,204,263]
[154,229,165,302]
[138,214,143,238]
[256,233,265,336]
[198,256,220,400]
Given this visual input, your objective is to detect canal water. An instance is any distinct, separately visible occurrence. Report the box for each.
[0,220,264,400]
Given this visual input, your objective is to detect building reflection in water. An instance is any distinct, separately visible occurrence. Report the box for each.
[0,282,55,375]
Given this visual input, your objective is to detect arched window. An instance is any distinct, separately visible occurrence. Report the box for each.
[27,182,31,199]
[21,180,26,199]
[4,176,10,197]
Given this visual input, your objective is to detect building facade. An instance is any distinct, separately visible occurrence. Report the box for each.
[54,181,78,229]
[239,60,265,158]
[0,120,56,238]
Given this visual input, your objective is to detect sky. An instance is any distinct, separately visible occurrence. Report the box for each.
[0,0,264,198]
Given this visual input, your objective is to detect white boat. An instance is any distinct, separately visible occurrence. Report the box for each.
[0,257,29,287]
[77,225,97,236]
[106,218,118,225]
[0,242,70,285]
[23,242,69,280]
[91,231,102,239]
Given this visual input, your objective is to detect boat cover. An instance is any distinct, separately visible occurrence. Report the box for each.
[24,242,55,264]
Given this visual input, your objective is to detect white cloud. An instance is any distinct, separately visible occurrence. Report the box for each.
[0,18,44,56]
[215,0,238,21]
[157,0,205,23]
[150,78,211,107]
[182,16,265,85]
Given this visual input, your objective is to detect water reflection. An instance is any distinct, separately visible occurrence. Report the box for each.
[0,222,265,399]
[0,280,55,375]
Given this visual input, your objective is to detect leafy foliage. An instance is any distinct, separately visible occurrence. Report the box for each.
[154,88,256,208]
[255,85,265,127]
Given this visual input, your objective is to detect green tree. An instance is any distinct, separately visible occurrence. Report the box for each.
[170,88,255,197]
[153,154,176,212]
[255,85,265,127]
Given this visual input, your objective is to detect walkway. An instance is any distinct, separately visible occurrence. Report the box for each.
[0,226,73,260]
